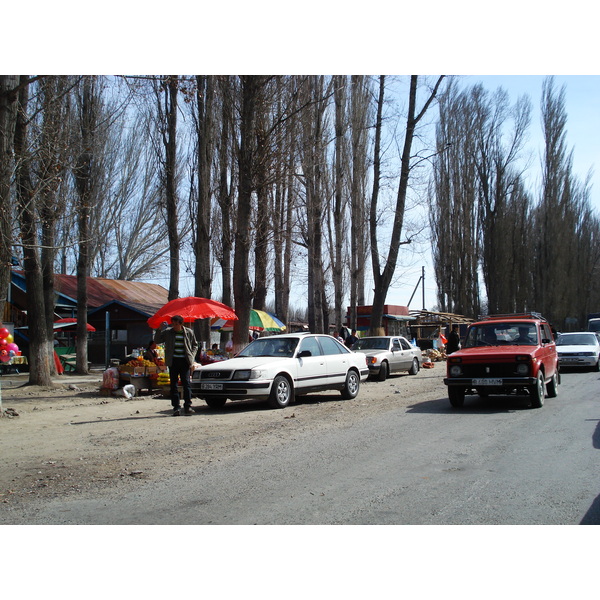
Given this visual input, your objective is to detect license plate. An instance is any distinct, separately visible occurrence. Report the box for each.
[472,378,503,386]
[201,383,223,391]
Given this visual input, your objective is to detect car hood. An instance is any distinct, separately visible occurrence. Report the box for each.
[199,356,288,371]
[451,346,539,359]
[557,344,599,353]
[353,348,388,356]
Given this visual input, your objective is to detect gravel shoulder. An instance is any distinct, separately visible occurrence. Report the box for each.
[0,365,447,523]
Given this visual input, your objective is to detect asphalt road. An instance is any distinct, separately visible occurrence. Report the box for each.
[22,368,600,525]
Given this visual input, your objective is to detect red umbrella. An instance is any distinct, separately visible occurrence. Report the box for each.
[54,318,96,332]
[147,296,238,329]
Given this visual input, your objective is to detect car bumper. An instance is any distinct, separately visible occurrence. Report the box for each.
[444,376,538,387]
[558,357,598,367]
[190,379,272,399]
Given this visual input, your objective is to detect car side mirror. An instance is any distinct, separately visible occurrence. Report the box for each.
[298,350,312,358]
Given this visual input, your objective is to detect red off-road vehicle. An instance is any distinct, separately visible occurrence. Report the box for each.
[444,313,559,409]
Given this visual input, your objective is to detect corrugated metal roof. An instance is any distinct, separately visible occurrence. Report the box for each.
[52,274,169,309]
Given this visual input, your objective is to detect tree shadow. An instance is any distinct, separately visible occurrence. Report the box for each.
[580,493,600,524]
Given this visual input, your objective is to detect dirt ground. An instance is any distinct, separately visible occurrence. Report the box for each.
[0,365,447,523]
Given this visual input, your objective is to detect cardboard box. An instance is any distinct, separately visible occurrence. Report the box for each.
[118,365,134,374]
[133,366,146,377]
[146,366,158,375]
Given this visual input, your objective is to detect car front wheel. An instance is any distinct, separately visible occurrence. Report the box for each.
[530,372,545,408]
[448,387,465,408]
[378,361,388,381]
[205,396,227,409]
[408,358,419,375]
[269,375,293,409]
[341,370,360,399]
[546,371,558,398]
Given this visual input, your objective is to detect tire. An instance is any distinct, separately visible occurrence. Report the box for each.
[530,372,545,408]
[378,361,388,381]
[448,387,465,408]
[595,360,600,372]
[205,396,227,409]
[341,369,360,399]
[408,358,420,376]
[546,371,558,398]
[269,375,293,408]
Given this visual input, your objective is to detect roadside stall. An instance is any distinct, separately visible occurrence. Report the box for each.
[408,310,473,351]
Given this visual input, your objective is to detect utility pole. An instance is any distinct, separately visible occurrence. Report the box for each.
[422,266,425,310]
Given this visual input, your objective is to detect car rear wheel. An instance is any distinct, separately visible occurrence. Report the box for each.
[546,371,558,398]
[269,375,293,408]
[408,358,419,375]
[205,396,227,409]
[378,361,388,381]
[530,372,545,408]
[448,387,465,408]
[341,369,360,399]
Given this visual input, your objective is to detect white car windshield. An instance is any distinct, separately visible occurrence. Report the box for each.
[557,333,598,346]
[237,338,299,358]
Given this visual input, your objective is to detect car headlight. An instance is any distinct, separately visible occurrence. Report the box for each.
[235,369,266,380]
[516,363,529,375]
[367,356,378,365]
[449,365,462,377]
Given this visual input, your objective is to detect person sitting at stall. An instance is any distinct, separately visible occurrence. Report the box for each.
[208,343,226,357]
[143,340,163,365]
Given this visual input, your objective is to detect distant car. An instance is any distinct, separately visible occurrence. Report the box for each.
[556,332,600,371]
[191,333,369,409]
[351,335,421,381]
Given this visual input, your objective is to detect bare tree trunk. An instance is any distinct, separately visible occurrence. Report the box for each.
[73,76,102,374]
[332,75,347,333]
[0,76,19,321]
[14,76,53,385]
[194,75,214,346]
[253,100,269,311]
[216,77,235,348]
[233,76,259,352]
[162,76,180,301]
[39,76,72,373]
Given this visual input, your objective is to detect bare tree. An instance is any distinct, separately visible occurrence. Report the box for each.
[0,76,20,321]
[232,75,262,351]
[369,76,445,334]
[13,75,54,385]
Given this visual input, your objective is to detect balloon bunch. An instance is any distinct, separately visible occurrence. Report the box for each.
[0,327,19,363]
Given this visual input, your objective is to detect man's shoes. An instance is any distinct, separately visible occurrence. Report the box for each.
[183,406,195,415]
[173,407,181,416]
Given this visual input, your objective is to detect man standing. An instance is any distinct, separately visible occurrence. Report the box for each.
[446,324,461,354]
[344,329,358,349]
[154,315,199,416]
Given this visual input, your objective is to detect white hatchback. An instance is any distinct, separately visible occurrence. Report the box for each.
[191,333,369,409]
[556,332,600,370]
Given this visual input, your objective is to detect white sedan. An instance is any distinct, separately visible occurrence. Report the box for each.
[351,335,422,381]
[191,333,369,409]
[556,332,600,370]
